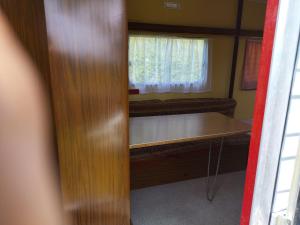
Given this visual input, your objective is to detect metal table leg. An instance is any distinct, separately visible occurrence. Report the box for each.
[206,137,224,202]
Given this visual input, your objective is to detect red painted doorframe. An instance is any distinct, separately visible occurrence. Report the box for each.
[240,0,279,225]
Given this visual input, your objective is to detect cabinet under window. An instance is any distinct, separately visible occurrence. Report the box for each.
[128,35,211,94]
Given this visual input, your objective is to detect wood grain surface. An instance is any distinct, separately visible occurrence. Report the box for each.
[43,0,130,224]
[131,135,250,189]
[130,112,251,149]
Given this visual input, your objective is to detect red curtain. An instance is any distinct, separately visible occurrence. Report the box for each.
[241,39,262,90]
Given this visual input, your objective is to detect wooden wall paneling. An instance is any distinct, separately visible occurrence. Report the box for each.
[43,0,130,225]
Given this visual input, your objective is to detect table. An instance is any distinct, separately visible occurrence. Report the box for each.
[130,112,251,201]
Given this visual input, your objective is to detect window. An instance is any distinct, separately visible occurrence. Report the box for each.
[241,39,262,90]
[129,35,210,94]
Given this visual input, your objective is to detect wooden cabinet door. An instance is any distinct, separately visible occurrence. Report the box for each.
[43,0,130,224]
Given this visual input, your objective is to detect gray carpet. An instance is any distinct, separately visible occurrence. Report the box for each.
[131,171,245,225]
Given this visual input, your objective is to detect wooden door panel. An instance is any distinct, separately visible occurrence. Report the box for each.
[43,0,130,224]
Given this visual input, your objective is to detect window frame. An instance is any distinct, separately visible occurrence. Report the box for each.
[128,33,212,94]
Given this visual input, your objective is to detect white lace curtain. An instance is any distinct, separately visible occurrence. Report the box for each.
[129,35,210,93]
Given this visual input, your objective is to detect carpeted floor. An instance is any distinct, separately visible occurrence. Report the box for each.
[131,171,246,225]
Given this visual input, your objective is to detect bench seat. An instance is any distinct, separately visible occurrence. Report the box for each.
[129,98,237,117]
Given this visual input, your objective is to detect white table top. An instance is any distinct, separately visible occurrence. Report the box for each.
[130,112,251,149]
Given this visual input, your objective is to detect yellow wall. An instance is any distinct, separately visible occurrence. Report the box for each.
[234,1,266,119]
[128,0,237,28]
[128,0,266,119]
[242,1,267,30]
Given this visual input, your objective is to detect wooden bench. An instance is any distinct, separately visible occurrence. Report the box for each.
[129,98,237,117]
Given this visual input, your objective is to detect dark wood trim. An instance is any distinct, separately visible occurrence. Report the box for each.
[129,22,236,35]
[240,29,263,37]
[229,0,245,98]
[128,22,263,37]
[229,36,241,98]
